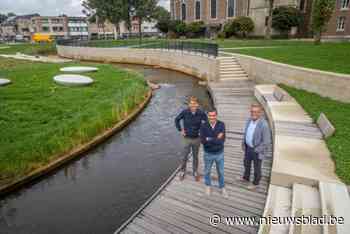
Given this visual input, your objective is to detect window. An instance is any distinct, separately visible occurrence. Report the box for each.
[52,26,58,32]
[337,16,346,31]
[228,0,235,18]
[300,0,306,11]
[211,0,217,19]
[42,26,49,32]
[181,3,186,20]
[195,0,201,20]
[340,0,349,9]
[41,19,49,24]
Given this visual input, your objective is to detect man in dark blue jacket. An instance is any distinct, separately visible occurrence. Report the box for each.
[175,97,207,181]
[200,108,228,197]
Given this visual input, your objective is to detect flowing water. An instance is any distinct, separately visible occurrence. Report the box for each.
[0,64,213,234]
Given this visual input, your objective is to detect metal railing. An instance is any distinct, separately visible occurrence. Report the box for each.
[56,39,219,57]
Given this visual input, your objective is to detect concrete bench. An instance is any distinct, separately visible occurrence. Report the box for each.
[317,113,335,138]
[256,84,350,234]
[255,84,340,187]
[260,86,287,103]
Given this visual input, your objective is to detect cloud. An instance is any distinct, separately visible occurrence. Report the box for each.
[0,0,170,16]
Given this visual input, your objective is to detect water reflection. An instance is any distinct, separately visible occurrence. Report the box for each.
[0,64,213,234]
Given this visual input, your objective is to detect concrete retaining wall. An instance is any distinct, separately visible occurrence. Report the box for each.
[57,46,219,82]
[233,53,350,103]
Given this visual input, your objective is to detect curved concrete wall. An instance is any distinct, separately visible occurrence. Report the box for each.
[57,46,219,82]
[233,53,350,103]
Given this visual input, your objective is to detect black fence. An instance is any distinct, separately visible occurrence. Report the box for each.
[56,39,219,57]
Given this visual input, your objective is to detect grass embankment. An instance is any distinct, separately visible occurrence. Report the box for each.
[0,43,57,55]
[220,40,350,75]
[86,38,163,48]
[280,84,350,184]
[0,57,149,183]
[215,39,313,48]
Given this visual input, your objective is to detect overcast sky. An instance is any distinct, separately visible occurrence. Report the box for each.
[0,0,170,16]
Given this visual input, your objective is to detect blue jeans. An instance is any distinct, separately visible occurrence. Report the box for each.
[204,151,225,188]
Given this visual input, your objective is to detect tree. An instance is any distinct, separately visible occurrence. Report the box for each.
[131,0,158,42]
[272,6,302,37]
[7,12,16,17]
[312,0,336,44]
[0,14,8,24]
[82,0,130,39]
[153,6,171,34]
[265,0,274,39]
[152,6,170,22]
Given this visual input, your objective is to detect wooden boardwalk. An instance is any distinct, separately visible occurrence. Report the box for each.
[116,78,273,234]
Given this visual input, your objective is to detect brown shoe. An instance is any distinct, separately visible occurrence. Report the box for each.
[247,184,258,191]
[195,174,200,182]
[179,172,185,181]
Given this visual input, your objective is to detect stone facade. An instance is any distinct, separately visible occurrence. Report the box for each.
[249,0,302,36]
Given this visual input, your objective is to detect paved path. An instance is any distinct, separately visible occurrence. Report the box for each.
[116,78,273,234]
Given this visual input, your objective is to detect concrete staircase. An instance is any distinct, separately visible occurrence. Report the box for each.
[260,181,349,234]
[216,57,350,234]
[217,56,248,81]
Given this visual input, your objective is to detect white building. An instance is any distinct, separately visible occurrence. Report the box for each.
[68,17,89,40]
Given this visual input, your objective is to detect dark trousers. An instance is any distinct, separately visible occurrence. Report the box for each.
[243,145,262,185]
[181,137,200,175]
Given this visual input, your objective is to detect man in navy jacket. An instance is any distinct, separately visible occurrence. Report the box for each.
[200,108,228,197]
[175,97,207,181]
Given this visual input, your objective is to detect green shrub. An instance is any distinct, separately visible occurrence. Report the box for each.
[186,21,206,38]
[272,6,302,37]
[223,16,254,38]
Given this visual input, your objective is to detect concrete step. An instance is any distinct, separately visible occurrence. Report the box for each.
[217,56,237,60]
[220,70,246,75]
[290,183,322,234]
[220,67,244,72]
[220,77,249,81]
[220,61,239,65]
[220,64,241,68]
[258,185,292,234]
[220,73,248,78]
[319,182,350,234]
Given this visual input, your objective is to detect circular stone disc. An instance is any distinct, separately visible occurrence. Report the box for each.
[60,66,98,73]
[0,78,11,86]
[53,74,94,87]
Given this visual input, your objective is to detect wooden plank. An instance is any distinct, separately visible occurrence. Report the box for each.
[119,79,272,234]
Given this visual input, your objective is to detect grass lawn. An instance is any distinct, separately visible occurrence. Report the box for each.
[220,40,350,75]
[215,39,314,48]
[0,57,149,183]
[86,38,163,48]
[0,43,57,55]
[280,84,350,184]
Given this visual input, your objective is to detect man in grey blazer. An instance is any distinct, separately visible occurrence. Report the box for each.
[240,104,271,190]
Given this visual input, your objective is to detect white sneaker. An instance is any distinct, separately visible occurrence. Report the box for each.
[221,188,229,198]
[205,186,211,196]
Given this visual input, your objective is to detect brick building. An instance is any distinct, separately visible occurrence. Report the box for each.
[323,0,350,40]
[31,16,69,39]
[0,14,39,41]
[171,0,249,36]
[170,0,306,36]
